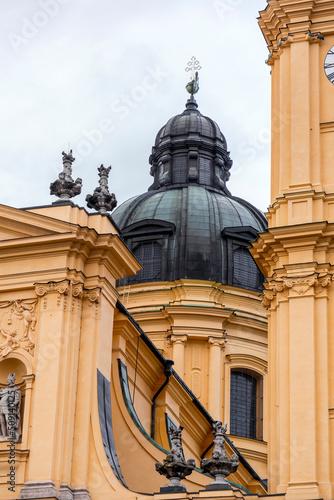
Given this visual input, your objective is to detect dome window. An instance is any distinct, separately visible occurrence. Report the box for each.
[133,242,162,282]
[233,247,263,291]
[222,226,265,292]
[116,220,176,286]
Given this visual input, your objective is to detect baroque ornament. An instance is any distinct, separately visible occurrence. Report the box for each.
[201,421,239,490]
[155,425,195,493]
[35,280,70,297]
[261,273,333,308]
[34,280,100,313]
[0,299,37,357]
[50,150,82,200]
[86,164,117,213]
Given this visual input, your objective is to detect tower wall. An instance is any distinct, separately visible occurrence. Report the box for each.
[255,2,334,499]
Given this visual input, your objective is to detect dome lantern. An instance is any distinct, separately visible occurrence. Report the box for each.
[148,97,232,195]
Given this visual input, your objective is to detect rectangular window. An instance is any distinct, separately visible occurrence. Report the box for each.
[230,370,262,440]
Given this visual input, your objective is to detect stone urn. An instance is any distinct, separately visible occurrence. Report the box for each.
[201,421,239,490]
[155,425,195,493]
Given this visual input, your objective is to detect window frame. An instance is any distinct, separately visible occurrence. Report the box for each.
[221,226,265,291]
[230,368,263,440]
[225,354,267,442]
[117,219,175,286]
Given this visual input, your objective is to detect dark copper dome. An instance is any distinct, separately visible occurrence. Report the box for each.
[148,96,232,195]
[112,96,267,291]
[154,97,227,148]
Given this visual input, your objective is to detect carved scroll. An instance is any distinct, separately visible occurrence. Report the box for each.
[261,273,333,308]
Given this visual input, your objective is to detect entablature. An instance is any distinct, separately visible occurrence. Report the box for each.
[251,221,334,277]
[259,0,334,50]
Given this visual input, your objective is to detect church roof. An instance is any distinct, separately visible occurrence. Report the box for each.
[112,96,267,291]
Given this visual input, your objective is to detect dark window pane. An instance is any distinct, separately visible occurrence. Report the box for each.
[173,155,187,183]
[233,247,263,291]
[199,157,211,185]
[230,371,257,439]
[134,242,162,282]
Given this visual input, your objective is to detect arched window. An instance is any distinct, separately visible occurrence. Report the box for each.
[133,242,162,282]
[230,369,263,440]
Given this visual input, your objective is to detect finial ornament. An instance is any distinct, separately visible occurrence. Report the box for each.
[155,425,195,493]
[185,56,201,95]
[86,164,117,213]
[50,150,82,200]
[201,421,239,490]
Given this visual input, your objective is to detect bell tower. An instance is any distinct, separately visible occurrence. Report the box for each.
[254,2,334,499]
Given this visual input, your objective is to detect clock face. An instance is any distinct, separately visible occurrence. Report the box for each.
[324,46,334,84]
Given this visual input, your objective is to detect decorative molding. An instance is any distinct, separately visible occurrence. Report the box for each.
[83,289,100,303]
[0,299,38,358]
[58,484,91,500]
[208,337,226,349]
[226,353,268,375]
[72,283,84,299]
[18,481,57,499]
[72,488,91,499]
[35,280,70,297]
[320,121,334,134]
[34,281,101,312]
[307,32,324,43]
[261,273,333,308]
[169,334,188,345]
[35,280,70,309]
[265,32,323,65]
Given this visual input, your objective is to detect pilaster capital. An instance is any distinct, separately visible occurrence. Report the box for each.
[35,280,101,302]
[83,288,100,303]
[208,337,226,349]
[265,32,323,65]
[35,280,70,297]
[169,335,188,346]
[72,283,84,299]
[261,272,333,308]
[72,283,100,303]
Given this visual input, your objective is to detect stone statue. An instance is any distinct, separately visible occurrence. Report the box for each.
[86,164,117,213]
[0,330,18,357]
[155,425,195,493]
[50,150,82,200]
[0,373,21,442]
[201,421,239,490]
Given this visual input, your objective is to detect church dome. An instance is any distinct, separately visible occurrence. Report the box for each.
[112,95,267,291]
[148,96,232,195]
[154,97,227,148]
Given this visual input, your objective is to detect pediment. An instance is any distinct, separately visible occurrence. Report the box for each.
[0,204,73,241]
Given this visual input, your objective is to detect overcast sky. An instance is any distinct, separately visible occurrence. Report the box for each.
[1,0,271,214]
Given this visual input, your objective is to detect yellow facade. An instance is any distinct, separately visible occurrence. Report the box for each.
[252,1,334,499]
[0,203,267,499]
[118,280,268,479]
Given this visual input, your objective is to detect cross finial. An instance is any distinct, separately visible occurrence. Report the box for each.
[185,56,201,81]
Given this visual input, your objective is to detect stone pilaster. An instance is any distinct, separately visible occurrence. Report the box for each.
[169,335,188,377]
[207,337,225,420]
